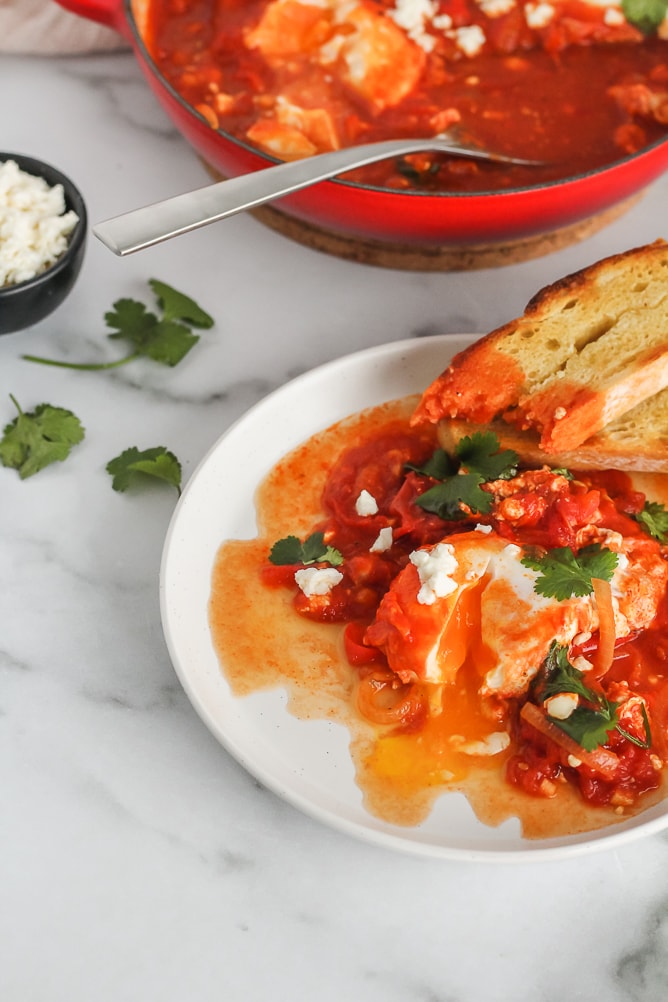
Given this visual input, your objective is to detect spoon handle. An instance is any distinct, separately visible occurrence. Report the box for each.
[93,137,533,256]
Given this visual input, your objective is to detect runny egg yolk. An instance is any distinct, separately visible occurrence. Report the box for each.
[368,648,507,789]
[367,558,508,787]
[363,531,592,787]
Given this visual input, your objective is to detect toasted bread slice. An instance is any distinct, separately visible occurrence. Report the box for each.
[438,386,668,474]
[414,239,668,454]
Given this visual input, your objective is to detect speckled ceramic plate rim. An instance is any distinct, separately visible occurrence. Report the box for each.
[159,335,668,862]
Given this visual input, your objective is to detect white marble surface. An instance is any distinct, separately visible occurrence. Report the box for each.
[3,46,668,1002]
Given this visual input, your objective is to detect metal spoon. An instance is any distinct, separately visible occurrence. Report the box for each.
[93,135,543,256]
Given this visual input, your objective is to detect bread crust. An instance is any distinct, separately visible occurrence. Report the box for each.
[414,239,668,455]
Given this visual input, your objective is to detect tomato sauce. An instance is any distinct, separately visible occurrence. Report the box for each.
[209,397,668,837]
[145,0,668,193]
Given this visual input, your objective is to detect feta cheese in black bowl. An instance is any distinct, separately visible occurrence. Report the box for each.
[0,153,87,335]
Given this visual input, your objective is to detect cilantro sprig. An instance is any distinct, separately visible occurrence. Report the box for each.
[456,432,519,481]
[411,432,518,520]
[406,447,456,481]
[521,543,618,600]
[106,446,182,494]
[0,394,85,479]
[269,531,343,567]
[22,279,213,371]
[556,702,621,752]
[533,643,651,751]
[622,0,668,33]
[538,642,594,701]
[417,473,494,519]
[634,500,668,543]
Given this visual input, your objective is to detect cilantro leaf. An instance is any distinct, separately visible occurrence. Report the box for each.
[105,298,157,343]
[456,432,518,481]
[0,395,84,479]
[269,531,343,567]
[553,704,620,752]
[576,544,619,582]
[622,0,668,32]
[550,467,574,480]
[106,446,182,494]
[107,308,199,367]
[537,642,594,702]
[533,642,652,752]
[408,433,515,522]
[135,320,199,366]
[416,472,492,519]
[405,448,456,480]
[22,280,209,371]
[535,643,621,751]
[104,298,199,366]
[634,500,668,543]
[301,532,343,565]
[149,279,214,327]
[270,535,307,564]
[521,543,618,600]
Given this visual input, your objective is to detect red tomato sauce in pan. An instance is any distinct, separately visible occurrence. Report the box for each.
[209,398,668,836]
[145,0,668,192]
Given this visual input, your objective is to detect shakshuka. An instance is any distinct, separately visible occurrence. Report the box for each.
[146,0,668,192]
[209,396,668,837]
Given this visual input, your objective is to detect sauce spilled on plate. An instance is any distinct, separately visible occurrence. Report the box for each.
[209,396,668,837]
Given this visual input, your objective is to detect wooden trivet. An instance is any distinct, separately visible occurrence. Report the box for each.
[202,161,642,271]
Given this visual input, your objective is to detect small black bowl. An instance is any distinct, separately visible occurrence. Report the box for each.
[0,153,87,336]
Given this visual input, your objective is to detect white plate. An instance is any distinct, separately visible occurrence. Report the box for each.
[160,335,668,861]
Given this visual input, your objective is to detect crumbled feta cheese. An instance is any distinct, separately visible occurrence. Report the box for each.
[294,566,343,597]
[596,528,624,549]
[410,542,459,605]
[451,24,486,56]
[319,33,345,63]
[524,2,555,28]
[0,159,79,287]
[355,489,379,516]
[553,405,567,420]
[544,691,579,720]
[432,13,453,29]
[388,0,439,51]
[452,731,511,756]
[475,522,493,534]
[476,0,516,16]
[572,655,594,673]
[603,6,625,23]
[370,527,393,553]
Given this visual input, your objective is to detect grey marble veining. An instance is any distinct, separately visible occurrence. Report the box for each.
[2,45,668,1002]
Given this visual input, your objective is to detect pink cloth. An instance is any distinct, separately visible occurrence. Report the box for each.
[0,0,128,54]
